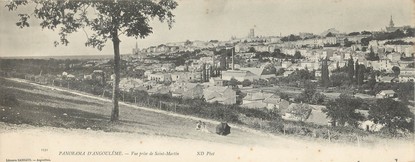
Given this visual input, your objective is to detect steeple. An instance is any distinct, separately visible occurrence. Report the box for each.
[389,15,394,28]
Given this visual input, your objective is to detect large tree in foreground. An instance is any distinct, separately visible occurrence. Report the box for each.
[6,0,178,121]
[369,98,414,133]
[323,94,364,127]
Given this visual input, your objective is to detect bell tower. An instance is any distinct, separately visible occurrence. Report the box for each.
[389,15,394,28]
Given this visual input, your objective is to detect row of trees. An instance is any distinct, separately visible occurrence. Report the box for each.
[361,29,414,46]
[345,57,366,86]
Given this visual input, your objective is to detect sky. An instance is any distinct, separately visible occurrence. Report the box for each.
[0,0,413,57]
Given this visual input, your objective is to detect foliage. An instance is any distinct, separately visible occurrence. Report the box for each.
[348,32,360,36]
[252,79,269,87]
[295,81,317,103]
[373,29,413,40]
[227,78,240,88]
[293,51,303,59]
[279,93,290,101]
[323,94,364,127]
[366,47,379,61]
[325,32,335,37]
[287,103,312,121]
[395,82,414,102]
[384,40,414,45]
[248,47,256,53]
[369,98,414,133]
[330,72,350,87]
[347,57,354,83]
[311,92,326,105]
[357,64,365,86]
[354,60,359,84]
[6,0,178,48]
[323,43,341,47]
[320,58,330,87]
[0,87,19,107]
[343,38,354,47]
[280,69,315,85]
[361,31,372,35]
[360,37,373,47]
[392,66,400,77]
[241,79,252,87]
[280,34,302,42]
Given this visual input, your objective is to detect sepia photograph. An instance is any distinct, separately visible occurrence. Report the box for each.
[0,0,414,161]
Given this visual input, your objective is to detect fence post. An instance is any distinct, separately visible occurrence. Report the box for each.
[174,103,177,113]
[135,97,137,104]
[159,101,162,110]
[328,130,331,142]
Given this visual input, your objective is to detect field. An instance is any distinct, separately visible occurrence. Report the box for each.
[0,77,414,162]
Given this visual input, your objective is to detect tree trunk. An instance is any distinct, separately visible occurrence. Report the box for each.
[111,30,121,122]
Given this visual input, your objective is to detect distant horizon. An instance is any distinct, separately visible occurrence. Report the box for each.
[0,0,413,57]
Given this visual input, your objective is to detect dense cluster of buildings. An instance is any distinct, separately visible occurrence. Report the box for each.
[118,16,414,105]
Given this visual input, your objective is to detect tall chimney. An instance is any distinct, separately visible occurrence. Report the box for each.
[232,48,234,70]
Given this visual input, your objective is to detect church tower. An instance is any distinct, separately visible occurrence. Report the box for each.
[389,15,394,28]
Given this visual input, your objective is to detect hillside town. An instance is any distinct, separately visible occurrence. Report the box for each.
[1,16,414,133]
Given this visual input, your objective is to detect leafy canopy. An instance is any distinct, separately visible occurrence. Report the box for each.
[369,98,413,132]
[6,0,178,50]
[323,94,364,127]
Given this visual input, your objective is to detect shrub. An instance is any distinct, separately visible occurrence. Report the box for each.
[0,88,19,107]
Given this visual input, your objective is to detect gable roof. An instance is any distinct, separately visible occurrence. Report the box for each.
[263,95,282,104]
[378,90,395,95]
[240,68,264,76]
[222,70,258,78]
[243,92,273,101]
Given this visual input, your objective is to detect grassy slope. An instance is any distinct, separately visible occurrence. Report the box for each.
[0,77,282,147]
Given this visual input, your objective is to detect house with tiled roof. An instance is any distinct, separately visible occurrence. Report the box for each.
[263,95,290,110]
[203,86,236,105]
[119,78,144,92]
[148,73,171,83]
[221,70,259,82]
[376,90,396,98]
[209,77,225,86]
[306,105,331,126]
[376,76,395,83]
[170,83,203,99]
[241,92,273,109]
[399,68,415,82]
[147,85,171,96]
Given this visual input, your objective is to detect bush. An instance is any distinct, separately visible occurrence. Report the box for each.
[0,88,19,107]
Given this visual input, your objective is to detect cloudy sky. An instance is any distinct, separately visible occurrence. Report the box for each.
[0,0,413,57]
